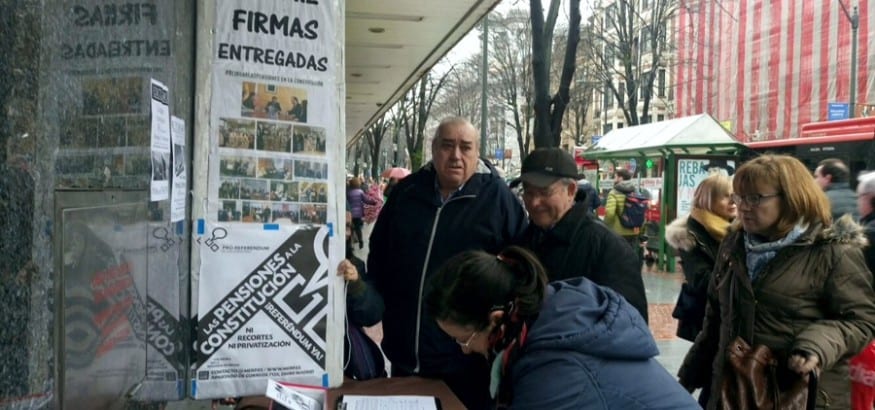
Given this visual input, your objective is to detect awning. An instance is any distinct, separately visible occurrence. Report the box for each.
[583,114,746,159]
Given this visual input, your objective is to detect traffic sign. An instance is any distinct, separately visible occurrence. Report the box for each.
[828,102,850,121]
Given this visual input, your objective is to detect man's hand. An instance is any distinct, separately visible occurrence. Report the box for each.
[788,350,820,375]
[337,259,360,282]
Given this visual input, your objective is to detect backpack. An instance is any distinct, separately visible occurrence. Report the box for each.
[619,191,649,228]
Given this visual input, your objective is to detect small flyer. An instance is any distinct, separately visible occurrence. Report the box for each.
[170,116,187,222]
[150,79,171,200]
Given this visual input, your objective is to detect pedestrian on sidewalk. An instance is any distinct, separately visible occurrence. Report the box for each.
[604,168,647,266]
[814,158,859,221]
[665,174,735,407]
[678,155,875,409]
[347,177,376,249]
[850,171,875,410]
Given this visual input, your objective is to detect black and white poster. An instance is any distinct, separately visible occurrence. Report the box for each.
[150,79,171,200]
[193,0,344,397]
[195,224,331,397]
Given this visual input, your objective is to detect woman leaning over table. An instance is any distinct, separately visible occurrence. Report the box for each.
[426,245,699,409]
[678,155,875,409]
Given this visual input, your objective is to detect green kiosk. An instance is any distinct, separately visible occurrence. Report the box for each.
[584,114,747,272]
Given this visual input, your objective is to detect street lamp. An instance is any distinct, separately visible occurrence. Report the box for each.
[839,1,859,118]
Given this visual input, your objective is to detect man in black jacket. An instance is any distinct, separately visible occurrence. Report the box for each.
[513,148,648,322]
[363,117,528,409]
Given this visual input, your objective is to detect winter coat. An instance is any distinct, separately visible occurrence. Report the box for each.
[604,180,639,236]
[665,214,721,341]
[516,203,648,322]
[366,159,528,377]
[509,278,699,409]
[678,215,875,409]
[861,212,875,273]
[346,188,375,219]
[825,184,860,221]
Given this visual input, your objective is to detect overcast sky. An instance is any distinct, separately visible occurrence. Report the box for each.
[441,0,588,70]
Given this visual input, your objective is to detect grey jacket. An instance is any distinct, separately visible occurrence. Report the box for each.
[825,184,859,221]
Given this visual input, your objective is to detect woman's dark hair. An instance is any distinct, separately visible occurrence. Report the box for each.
[425,246,547,331]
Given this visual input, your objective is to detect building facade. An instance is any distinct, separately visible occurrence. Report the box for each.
[675,0,875,141]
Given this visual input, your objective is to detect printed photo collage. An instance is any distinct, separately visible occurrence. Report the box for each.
[217,117,329,225]
[56,76,151,190]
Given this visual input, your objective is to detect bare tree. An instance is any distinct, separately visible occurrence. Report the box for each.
[362,116,390,180]
[530,0,582,148]
[582,0,677,127]
[434,56,481,122]
[491,10,536,158]
[400,70,452,170]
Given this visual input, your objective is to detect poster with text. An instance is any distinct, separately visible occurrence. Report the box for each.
[195,224,330,398]
[171,116,188,222]
[194,0,344,397]
[676,158,736,215]
[150,79,171,200]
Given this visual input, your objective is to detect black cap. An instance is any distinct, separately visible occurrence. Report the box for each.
[514,148,582,188]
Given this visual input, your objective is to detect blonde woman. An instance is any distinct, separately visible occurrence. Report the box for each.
[666,174,735,407]
[666,174,736,343]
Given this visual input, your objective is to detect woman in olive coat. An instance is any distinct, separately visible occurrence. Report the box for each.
[678,155,875,409]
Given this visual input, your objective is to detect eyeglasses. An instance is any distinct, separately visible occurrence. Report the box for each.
[456,331,478,348]
[730,193,782,207]
[521,184,562,200]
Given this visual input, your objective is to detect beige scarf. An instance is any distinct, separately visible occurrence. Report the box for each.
[690,207,731,241]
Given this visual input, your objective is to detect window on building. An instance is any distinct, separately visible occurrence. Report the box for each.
[641,30,651,54]
[657,114,665,122]
[658,69,666,97]
[604,123,613,134]
[618,123,624,129]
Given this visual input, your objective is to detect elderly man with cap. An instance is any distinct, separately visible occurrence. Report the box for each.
[512,148,649,322]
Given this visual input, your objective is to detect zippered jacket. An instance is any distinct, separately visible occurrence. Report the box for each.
[515,203,649,322]
[678,215,875,408]
[366,159,528,376]
[510,278,700,409]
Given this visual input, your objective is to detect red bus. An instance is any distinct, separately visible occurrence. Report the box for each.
[744,117,875,189]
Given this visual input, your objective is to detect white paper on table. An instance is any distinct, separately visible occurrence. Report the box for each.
[338,395,439,410]
[265,379,325,410]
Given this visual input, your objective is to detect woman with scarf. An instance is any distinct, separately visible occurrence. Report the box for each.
[666,174,736,342]
[678,155,875,409]
[425,246,698,409]
[667,174,735,406]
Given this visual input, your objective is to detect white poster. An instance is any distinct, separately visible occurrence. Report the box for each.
[171,116,188,222]
[193,0,343,398]
[676,158,736,215]
[150,79,171,200]
[195,224,330,398]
